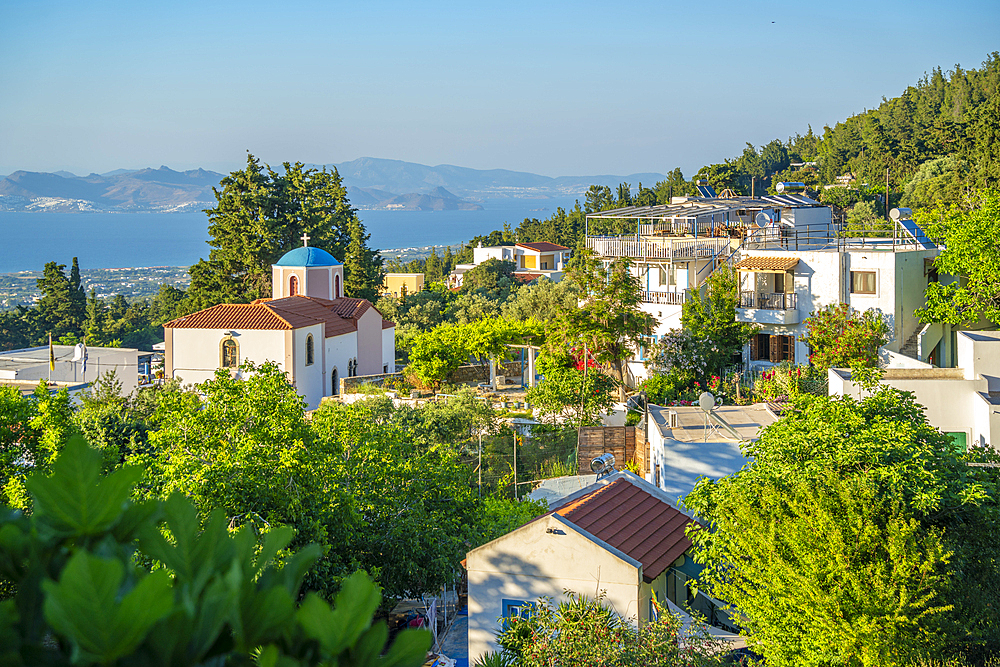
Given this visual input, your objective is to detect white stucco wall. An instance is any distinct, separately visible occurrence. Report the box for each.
[292,324,325,410]
[381,326,396,373]
[169,328,286,387]
[326,331,358,395]
[830,331,1000,449]
[466,513,642,663]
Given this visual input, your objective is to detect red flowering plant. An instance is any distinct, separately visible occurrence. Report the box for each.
[753,361,827,402]
[801,303,890,373]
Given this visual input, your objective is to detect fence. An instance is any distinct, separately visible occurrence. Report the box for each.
[585,236,732,261]
[577,426,647,476]
[739,291,798,310]
[340,371,403,395]
[640,290,687,305]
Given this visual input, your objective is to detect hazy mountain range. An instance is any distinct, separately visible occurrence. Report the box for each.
[0,158,667,213]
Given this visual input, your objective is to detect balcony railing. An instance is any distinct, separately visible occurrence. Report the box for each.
[739,291,797,310]
[640,290,687,305]
[586,236,732,261]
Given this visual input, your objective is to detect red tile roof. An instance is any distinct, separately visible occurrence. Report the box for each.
[551,478,695,582]
[514,272,544,283]
[517,242,570,252]
[163,295,383,338]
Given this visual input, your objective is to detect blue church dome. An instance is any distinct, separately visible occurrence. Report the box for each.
[275,246,341,267]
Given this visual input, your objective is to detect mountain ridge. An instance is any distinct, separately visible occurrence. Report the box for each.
[0,158,668,212]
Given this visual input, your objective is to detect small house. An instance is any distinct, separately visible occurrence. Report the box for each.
[465,471,719,662]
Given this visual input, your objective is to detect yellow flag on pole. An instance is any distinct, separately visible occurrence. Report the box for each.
[49,333,55,371]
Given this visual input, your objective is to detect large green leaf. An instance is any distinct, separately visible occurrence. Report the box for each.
[27,435,141,537]
[42,550,173,663]
[297,571,382,657]
[377,629,432,667]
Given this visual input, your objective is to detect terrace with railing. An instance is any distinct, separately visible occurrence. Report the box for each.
[639,290,687,305]
[739,291,797,310]
[585,236,734,261]
[742,222,936,252]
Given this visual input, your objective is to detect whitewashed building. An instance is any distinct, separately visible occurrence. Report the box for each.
[829,330,1000,450]
[584,192,832,383]
[449,242,572,287]
[163,243,395,409]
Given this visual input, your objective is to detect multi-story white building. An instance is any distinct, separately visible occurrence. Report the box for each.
[584,192,833,382]
[734,217,941,371]
[449,241,571,287]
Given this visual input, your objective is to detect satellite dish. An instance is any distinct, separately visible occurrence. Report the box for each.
[698,392,716,411]
[755,212,772,227]
[71,343,84,362]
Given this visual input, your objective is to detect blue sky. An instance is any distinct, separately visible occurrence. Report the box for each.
[1,0,998,178]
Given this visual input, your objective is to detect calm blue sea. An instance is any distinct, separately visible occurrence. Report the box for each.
[0,196,581,273]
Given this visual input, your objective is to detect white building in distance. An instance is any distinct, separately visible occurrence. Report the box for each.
[449,241,572,287]
[163,243,395,409]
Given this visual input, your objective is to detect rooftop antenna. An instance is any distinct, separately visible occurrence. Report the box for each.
[699,391,716,442]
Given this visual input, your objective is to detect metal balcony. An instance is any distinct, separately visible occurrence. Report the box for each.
[640,290,687,305]
[736,291,800,325]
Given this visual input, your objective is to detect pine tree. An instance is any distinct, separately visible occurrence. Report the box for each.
[35,262,81,339]
[424,248,442,283]
[68,257,86,326]
[343,217,384,302]
[442,246,454,274]
[187,153,358,307]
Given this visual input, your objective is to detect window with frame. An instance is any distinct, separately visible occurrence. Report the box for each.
[850,270,876,294]
[305,334,314,366]
[221,338,238,368]
[501,599,534,621]
[289,275,299,296]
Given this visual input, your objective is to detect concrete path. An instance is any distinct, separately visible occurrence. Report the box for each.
[437,612,469,667]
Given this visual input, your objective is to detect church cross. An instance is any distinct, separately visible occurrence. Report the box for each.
[301,233,310,247]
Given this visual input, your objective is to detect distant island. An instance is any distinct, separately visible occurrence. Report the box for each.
[0,158,666,213]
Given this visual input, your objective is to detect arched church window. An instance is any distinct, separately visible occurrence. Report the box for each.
[305,334,314,366]
[221,337,238,368]
[289,275,299,296]
[331,368,339,395]
[335,274,341,298]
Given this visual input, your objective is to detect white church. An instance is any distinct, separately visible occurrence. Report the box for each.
[163,239,395,409]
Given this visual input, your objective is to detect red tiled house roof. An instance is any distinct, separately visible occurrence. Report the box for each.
[163,295,394,337]
[550,477,696,582]
[517,242,570,252]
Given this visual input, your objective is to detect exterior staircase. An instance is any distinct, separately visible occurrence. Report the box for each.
[899,326,923,360]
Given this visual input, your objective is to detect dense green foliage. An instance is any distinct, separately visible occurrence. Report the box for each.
[489,591,725,667]
[187,153,383,308]
[0,436,430,666]
[549,249,654,399]
[405,318,544,388]
[526,350,615,426]
[801,303,891,372]
[685,388,1000,665]
[0,261,188,351]
[916,187,1000,326]
[1,364,545,611]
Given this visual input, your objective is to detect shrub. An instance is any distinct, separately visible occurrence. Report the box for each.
[802,303,890,372]
[752,362,827,402]
[492,591,726,667]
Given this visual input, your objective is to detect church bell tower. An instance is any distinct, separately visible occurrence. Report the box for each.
[271,234,345,300]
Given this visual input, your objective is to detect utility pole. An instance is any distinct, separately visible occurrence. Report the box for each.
[512,432,517,500]
[885,167,890,220]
